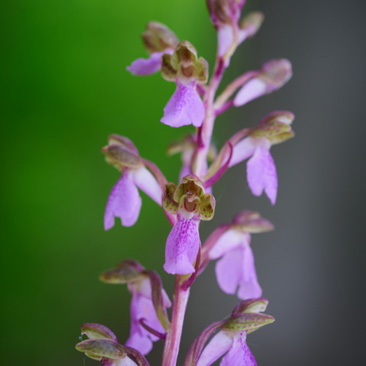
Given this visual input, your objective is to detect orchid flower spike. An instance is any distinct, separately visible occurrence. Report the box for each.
[127,22,179,76]
[75,323,143,366]
[100,260,171,356]
[167,134,217,182]
[195,298,274,366]
[230,111,295,204]
[163,175,216,275]
[208,211,273,300]
[234,59,292,107]
[102,134,163,229]
[160,41,208,128]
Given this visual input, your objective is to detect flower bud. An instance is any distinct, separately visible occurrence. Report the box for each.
[207,0,246,28]
[142,22,179,53]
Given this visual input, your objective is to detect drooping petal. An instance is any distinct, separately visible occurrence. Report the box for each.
[233,78,267,107]
[126,294,165,355]
[215,248,243,295]
[133,167,163,205]
[237,244,262,300]
[127,51,166,76]
[209,229,246,259]
[246,144,278,205]
[221,334,257,366]
[104,172,142,229]
[197,331,233,366]
[164,214,201,275]
[161,82,205,128]
[229,137,257,167]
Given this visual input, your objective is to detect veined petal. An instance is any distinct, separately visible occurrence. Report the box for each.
[127,51,167,76]
[197,331,232,366]
[229,137,257,167]
[161,82,205,128]
[215,248,243,295]
[237,244,262,300]
[221,335,257,366]
[209,229,247,259]
[233,78,267,107]
[104,172,142,229]
[133,167,163,205]
[164,214,200,275]
[247,144,278,205]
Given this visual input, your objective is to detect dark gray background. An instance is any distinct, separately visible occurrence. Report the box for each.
[174,0,366,365]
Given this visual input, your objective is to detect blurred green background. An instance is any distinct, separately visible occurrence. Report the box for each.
[1,1,226,365]
[3,0,365,365]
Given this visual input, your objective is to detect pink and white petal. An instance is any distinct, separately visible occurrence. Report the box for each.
[221,335,257,366]
[215,248,243,295]
[233,78,267,107]
[164,215,201,275]
[209,229,246,260]
[247,145,277,205]
[119,358,138,366]
[218,25,234,57]
[126,51,165,75]
[133,167,163,205]
[197,331,233,366]
[125,331,153,356]
[161,82,205,128]
[104,173,142,229]
[237,244,262,300]
[229,137,257,167]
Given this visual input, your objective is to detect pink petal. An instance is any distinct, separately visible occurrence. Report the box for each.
[237,244,262,300]
[127,294,164,355]
[133,167,163,205]
[119,358,138,366]
[229,137,257,167]
[233,78,267,107]
[161,82,205,128]
[126,51,166,75]
[164,214,201,275]
[218,25,234,57]
[209,229,247,260]
[215,248,243,295]
[104,172,142,230]
[197,331,233,366]
[247,145,278,205]
[221,335,257,366]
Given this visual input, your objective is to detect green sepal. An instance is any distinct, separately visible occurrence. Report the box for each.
[174,175,205,202]
[107,134,138,154]
[146,270,171,332]
[81,323,117,341]
[223,313,275,333]
[162,41,208,84]
[233,210,274,233]
[163,183,179,214]
[199,193,216,221]
[270,130,295,145]
[239,11,264,34]
[232,298,269,315]
[142,22,179,53]
[75,339,125,360]
[195,57,209,84]
[249,121,292,141]
[100,259,144,284]
[161,53,177,82]
[102,144,143,170]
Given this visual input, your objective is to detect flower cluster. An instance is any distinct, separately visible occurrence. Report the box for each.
[76,1,294,365]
